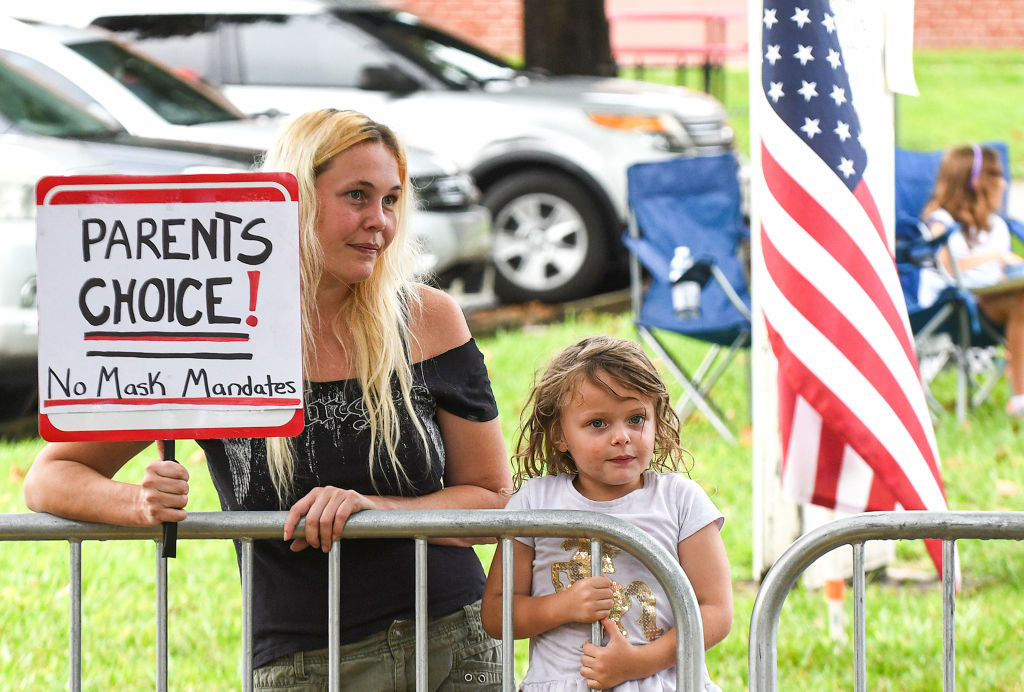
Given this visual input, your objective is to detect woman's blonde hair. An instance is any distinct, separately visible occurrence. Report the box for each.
[512,335,689,490]
[923,144,1005,246]
[260,109,427,503]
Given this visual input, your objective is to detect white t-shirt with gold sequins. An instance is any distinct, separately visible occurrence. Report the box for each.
[507,472,724,692]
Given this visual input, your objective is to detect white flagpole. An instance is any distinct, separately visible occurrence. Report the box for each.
[749,0,802,581]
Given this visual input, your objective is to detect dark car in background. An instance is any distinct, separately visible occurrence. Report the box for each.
[15,0,738,304]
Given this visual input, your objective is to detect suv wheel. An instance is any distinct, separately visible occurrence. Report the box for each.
[484,171,609,304]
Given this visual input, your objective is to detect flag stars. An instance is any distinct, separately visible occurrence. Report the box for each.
[759,6,867,189]
[794,44,814,65]
[797,80,818,101]
[800,118,821,139]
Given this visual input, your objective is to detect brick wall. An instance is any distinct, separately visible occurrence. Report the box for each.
[914,0,1024,49]
[395,0,1024,59]
[397,0,523,59]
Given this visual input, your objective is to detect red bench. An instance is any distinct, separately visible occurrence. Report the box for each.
[608,10,748,96]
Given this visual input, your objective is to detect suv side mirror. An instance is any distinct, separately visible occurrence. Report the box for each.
[357,64,420,94]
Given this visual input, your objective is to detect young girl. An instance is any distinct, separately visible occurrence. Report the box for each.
[480,335,732,691]
[922,144,1024,416]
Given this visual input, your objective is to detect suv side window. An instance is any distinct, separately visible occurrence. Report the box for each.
[91,15,222,83]
[0,50,106,119]
[232,14,401,88]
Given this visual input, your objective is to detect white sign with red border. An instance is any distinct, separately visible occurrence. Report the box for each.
[36,173,304,441]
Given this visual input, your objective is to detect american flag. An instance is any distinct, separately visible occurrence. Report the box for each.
[757,0,952,574]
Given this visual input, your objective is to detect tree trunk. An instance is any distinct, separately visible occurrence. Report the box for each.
[522,0,617,77]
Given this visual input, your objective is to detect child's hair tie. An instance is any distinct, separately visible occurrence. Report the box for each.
[970,144,983,189]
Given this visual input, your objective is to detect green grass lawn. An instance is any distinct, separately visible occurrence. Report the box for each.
[625,49,1024,178]
[3,311,1024,690]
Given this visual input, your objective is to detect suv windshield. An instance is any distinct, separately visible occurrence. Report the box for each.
[346,10,517,88]
[69,39,244,126]
[0,55,117,138]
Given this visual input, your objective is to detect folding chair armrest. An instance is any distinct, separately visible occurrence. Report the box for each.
[622,232,750,321]
[931,222,970,285]
[895,215,951,264]
[929,224,958,248]
[622,233,672,281]
[919,220,958,255]
[896,217,963,285]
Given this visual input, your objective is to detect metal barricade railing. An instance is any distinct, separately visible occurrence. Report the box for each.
[749,510,1024,692]
[0,509,705,691]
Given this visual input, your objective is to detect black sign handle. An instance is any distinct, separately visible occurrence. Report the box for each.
[160,439,178,558]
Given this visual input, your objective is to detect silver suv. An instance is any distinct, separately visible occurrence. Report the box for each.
[0,16,495,308]
[15,0,737,303]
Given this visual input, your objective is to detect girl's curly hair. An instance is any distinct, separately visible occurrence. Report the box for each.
[512,335,690,489]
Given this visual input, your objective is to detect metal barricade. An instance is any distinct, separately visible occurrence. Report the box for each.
[749,510,1024,692]
[0,509,706,691]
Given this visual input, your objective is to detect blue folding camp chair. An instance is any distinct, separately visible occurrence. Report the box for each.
[895,142,1023,420]
[624,152,751,442]
[894,215,1004,421]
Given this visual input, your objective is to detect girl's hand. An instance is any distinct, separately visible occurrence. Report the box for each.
[137,460,189,525]
[580,618,636,689]
[283,486,378,552]
[564,576,615,624]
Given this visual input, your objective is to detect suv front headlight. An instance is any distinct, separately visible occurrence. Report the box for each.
[411,172,479,211]
[585,112,689,151]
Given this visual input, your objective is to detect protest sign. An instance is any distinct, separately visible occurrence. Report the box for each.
[36,173,303,441]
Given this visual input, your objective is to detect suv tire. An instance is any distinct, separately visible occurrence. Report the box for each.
[484,170,609,304]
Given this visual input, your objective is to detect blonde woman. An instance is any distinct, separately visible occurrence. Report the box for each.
[25,109,512,689]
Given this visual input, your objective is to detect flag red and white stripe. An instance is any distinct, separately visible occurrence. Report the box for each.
[757,0,951,575]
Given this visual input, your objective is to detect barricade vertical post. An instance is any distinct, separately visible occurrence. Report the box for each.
[853,543,865,692]
[329,541,340,691]
[156,543,168,692]
[69,540,82,692]
[590,539,603,644]
[501,537,515,692]
[942,540,956,692]
[241,539,254,692]
[415,538,428,692]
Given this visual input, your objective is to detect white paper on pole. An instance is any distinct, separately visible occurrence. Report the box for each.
[884,0,919,96]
